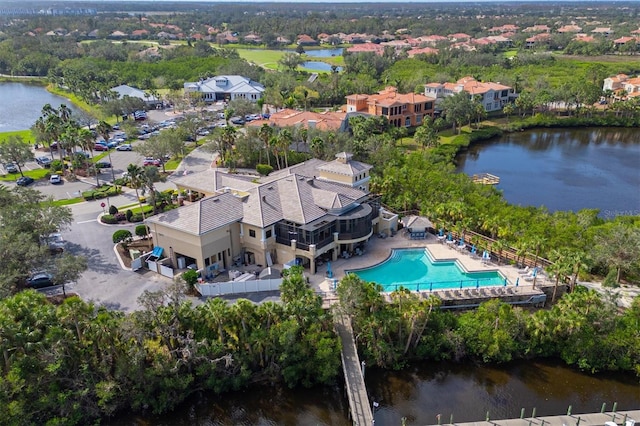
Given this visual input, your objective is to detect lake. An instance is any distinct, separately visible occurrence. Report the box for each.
[0,82,80,132]
[455,127,640,217]
[108,359,638,425]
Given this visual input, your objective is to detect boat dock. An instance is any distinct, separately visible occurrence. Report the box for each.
[472,173,500,185]
[427,409,639,426]
[334,314,374,426]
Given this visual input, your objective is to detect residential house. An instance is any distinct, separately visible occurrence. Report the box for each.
[604,74,640,98]
[407,47,439,58]
[488,24,519,34]
[525,33,551,48]
[297,34,318,45]
[591,27,613,37]
[573,34,595,43]
[145,153,397,275]
[243,32,262,44]
[346,43,385,55]
[131,29,149,39]
[183,75,265,103]
[603,74,629,91]
[110,84,162,108]
[247,108,347,132]
[557,24,582,34]
[345,87,436,127]
[614,36,638,47]
[424,76,516,113]
[448,33,471,42]
[523,25,551,33]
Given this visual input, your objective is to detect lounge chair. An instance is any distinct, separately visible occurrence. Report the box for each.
[517,266,531,275]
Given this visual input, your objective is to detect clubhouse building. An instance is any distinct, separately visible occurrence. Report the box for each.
[145,153,398,276]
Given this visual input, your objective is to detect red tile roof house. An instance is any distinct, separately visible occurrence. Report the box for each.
[130,29,149,39]
[448,33,471,42]
[488,24,519,34]
[591,27,614,37]
[347,43,385,55]
[247,108,348,132]
[407,47,439,58]
[523,25,551,33]
[573,34,596,43]
[424,76,516,113]
[525,33,551,48]
[345,86,436,127]
[297,34,318,46]
[557,24,582,34]
[614,36,638,47]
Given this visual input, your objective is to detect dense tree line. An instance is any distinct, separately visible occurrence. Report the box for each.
[337,275,640,375]
[0,268,340,425]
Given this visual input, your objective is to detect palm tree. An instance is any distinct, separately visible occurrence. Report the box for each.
[310,136,325,159]
[258,123,273,166]
[277,128,292,169]
[96,121,115,182]
[127,164,146,221]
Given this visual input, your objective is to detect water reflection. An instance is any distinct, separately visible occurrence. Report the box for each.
[368,359,640,424]
[0,83,80,132]
[456,128,640,215]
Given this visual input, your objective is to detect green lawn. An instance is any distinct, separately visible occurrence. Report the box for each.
[235,48,286,70]
[0,168,50,182]
[0,129,33,142]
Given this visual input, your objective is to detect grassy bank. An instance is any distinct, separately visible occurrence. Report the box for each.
[0,129,33,141]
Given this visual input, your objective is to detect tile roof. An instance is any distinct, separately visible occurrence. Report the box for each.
[145,192,243,235]
[246,108,346,131]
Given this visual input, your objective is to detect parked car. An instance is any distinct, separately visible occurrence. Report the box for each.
[94,143,109,151]
[73,151,91,159]
[36,156,52,167]
[112,124,120,130]
[41,233,65,253]
[96,161,112,169]
[4,163,18,173]
[230,117,245,125]
[116,144,132,151]
[16,176,34,186]
[49,174,62,184]
[26,272,54,289]
[143,157,161,167]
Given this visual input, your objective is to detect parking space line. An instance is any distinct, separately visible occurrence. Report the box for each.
[77,219,97,224]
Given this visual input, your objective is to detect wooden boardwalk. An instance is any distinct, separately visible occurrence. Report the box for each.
[472,173,500,185]
[335,314,373,426]
[427,410,640,426]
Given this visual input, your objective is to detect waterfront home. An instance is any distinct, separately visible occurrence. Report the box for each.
[345,86,436,127]
[424,76,516,113]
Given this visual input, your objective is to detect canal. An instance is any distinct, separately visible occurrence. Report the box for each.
[108,359,638,425]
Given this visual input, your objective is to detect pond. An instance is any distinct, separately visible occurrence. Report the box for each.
[108,359,638,425]
[455,127,640,217]
[0,82,81,132]
[287,48,344,57]
[301,61,343,72]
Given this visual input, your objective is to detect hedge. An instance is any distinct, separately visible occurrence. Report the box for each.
[83,185,121,201]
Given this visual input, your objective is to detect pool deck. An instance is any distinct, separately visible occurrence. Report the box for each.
[310,231,547,303]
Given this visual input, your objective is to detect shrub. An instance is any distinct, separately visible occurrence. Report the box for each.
[135,224,150,238]
[113,178,128,186]
[256,164,274,176]
[50,159,64,172]
[109,205,119,215]
[182,269,199,290]
[114,213,126,222]
[101,214,118,224]
[112,230,133,244]
[130,214,144,223]
[126,209,133,221]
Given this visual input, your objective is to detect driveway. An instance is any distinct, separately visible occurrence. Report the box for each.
[52,194,175,311]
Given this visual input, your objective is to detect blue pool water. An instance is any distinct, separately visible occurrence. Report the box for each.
[348,248,506,292]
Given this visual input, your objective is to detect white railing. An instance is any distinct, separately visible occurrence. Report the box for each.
[196,278,283,297]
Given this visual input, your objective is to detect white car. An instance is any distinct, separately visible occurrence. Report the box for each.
[116,144,132,151]
[49,174,62,184]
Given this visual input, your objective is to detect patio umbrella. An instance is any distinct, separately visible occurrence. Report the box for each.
[327,261,333,278]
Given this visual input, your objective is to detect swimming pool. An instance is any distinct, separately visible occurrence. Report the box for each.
[347,248,507,292]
